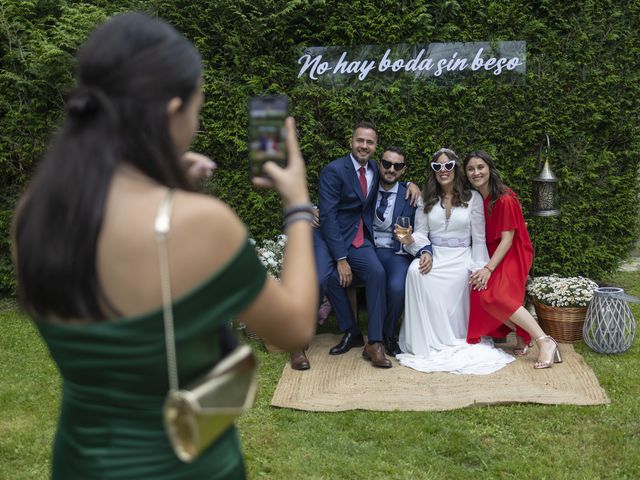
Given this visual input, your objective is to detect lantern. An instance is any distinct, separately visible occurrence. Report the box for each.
[583,287,638,354]
[531,135,560,217]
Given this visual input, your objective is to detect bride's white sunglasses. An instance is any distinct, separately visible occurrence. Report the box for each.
[430,160,456,172]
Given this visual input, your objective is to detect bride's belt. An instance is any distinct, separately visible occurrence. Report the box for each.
[430,236,470,248]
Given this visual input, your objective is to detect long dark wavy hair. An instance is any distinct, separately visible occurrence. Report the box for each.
[423,148,471,213]
[463,150,509,215]
[14,13,202,321]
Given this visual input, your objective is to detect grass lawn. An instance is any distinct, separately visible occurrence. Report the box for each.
[1,271,639,479]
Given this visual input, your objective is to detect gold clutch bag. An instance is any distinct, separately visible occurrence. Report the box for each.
[163,344,258,462]
[155,190,258,463]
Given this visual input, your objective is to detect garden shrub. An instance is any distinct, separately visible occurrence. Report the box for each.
[1,0,638,294]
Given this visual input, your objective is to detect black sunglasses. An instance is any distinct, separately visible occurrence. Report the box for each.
[380,159,406,171]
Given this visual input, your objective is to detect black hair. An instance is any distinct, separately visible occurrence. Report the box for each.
[463,150,509,214]
[14,12,202,321]
[381,146,406,161]
[423,148,471,213]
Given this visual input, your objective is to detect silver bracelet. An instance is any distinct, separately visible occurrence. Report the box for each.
[283,203,315,219]
[284,212,314,229]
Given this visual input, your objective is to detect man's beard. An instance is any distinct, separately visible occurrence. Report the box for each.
[353,151,372,164]
[379,174,398,188]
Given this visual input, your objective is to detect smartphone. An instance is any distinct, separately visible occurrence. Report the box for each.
[248,95,288,179]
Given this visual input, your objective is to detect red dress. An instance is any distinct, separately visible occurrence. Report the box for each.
[467,189,534,344]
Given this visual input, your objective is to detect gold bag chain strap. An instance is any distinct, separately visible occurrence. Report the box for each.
[154,189,180,392]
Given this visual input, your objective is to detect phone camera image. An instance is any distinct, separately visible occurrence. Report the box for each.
[248,95,288,179]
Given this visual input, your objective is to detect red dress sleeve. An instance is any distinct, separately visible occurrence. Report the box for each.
[485,189,524,243]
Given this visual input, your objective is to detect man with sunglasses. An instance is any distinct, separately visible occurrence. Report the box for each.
[372,147,428,357]
[289,123,420,370]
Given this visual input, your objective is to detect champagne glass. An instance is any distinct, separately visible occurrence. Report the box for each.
[395,216,411,254]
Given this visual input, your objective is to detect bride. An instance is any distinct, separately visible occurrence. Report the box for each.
[395,148,514,375]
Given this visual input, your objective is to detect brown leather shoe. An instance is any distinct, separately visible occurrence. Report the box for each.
[290,350,310,370]
[362,342,392,368]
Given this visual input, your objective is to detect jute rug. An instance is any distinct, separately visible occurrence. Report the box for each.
[271,334,609,411]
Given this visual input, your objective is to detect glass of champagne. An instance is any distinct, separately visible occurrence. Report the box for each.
[395,216,411,254]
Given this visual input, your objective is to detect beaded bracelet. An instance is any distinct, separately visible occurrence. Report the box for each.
[283,203,315,219]
[483,265,494,273]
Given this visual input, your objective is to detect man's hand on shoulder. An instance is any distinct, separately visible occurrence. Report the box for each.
[405,182,421,207]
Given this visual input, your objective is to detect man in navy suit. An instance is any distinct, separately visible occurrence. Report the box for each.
[371,147,430,357]
[289,123,420,370]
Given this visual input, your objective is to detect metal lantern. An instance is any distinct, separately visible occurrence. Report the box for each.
[583,287,638,354]
[532,135,560,217]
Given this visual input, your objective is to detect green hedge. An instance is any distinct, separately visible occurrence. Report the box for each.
[1,0,639,294]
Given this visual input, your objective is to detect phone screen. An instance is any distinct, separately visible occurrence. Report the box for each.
[248,95,288,179]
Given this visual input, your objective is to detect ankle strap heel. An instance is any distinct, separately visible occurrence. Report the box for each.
[534,336,562,369]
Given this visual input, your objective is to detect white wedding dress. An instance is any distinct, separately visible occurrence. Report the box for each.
[397,191,515,375]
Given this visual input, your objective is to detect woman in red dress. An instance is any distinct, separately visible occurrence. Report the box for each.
[464,151,561,369]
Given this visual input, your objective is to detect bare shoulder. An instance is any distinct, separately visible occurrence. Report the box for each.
[171,191,247,268]
[97,182,252,316]
[173,191,244,233]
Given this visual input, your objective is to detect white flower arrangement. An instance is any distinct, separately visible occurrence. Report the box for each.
[254,234,287,279]
[527,274,598,308]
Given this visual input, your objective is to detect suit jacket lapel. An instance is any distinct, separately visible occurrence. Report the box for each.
[367,160,379,202]
[391,183,407,221]
[346,156,366,202]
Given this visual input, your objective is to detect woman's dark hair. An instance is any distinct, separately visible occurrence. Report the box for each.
[423,148,471,213]
[463,150,509,215]
[14,12,202,321]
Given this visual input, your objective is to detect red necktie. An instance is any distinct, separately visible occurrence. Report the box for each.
[352,166,367,248]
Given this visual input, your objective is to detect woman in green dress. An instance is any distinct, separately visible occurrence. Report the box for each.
[12,12,316,479]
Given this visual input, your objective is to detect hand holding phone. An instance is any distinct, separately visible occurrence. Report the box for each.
[252,117,310,208]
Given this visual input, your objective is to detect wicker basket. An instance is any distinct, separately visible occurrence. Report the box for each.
[533,300,587,343]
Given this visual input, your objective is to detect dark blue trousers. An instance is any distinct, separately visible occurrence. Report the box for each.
[313,228,332,308]
[314,231,386,342]
[375,247,413,339]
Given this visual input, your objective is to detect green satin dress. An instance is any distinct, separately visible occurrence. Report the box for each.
[35,238,266,480]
